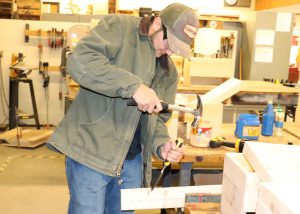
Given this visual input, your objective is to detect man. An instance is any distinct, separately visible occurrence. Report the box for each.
[47,3,199,214]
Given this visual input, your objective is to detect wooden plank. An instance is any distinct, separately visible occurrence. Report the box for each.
[184,193,221,214]
[201,78,242,104]
[24,29,67,37]
[40,65,60,72]
[0,128,53,148]
[180,144,232,163]
[221,175,244,213]
[184,203,221,214]
[241,80,300,94]
[220,196,246,214]
[221,153,260,213]
[258,182,300,214]
[121,185,222,211]
[256,200,273,214]
[177,80,300,95]
[185,193,221,203]
[283,122,300,139]
[243,142,300,182]
[0,128,30,139]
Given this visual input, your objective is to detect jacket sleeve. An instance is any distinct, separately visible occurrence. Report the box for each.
[67,15,142,98]
[151,62,178,159]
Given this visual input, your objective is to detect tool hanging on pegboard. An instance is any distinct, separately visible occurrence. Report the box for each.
[38,29,43,73]
[24,24,66,47]
[46,28,65,49]
[40,62,50,129]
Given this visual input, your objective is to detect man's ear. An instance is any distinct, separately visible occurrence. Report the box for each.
[152,17,162,32]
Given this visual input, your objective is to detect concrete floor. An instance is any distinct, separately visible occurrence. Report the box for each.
[0,143,161,214]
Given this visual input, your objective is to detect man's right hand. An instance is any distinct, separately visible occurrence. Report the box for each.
[132,84,162,114]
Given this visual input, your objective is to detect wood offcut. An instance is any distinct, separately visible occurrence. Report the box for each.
[0,128,53,148]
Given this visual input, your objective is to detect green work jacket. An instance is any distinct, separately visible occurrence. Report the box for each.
[47,14,178,186]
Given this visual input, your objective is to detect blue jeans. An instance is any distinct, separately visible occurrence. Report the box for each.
[66,153,142,214]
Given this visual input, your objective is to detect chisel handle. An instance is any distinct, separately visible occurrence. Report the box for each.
[126,98,168,111]
[163,138,184,166]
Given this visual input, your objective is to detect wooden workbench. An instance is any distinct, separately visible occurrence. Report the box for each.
[177,80,300,95]
[158,123,300,188]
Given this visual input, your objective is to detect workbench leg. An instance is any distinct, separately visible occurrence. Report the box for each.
[177,162,193,214]
[9,79,19,130]
[179,162,193,186]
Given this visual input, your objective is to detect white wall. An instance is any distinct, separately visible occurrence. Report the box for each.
[43,0,255,15]
[0,1,258,127]
[0,19,88,127]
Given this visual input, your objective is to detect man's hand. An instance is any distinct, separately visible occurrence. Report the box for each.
[132,84,162,114]
[159,140,184,163]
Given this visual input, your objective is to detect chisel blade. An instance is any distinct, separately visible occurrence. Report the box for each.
[151,165,166,191]
[150,138,183,191]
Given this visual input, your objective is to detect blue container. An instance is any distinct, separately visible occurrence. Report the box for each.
[235,113,260,140]
[261,101,275,136]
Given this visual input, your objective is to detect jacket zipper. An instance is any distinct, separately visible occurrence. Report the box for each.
[116,161,124,177]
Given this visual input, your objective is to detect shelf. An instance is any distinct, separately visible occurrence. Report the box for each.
[0,0,12,18]
[0,0,13,3]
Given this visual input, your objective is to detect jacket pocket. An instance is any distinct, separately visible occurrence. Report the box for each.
[72,104,121,161]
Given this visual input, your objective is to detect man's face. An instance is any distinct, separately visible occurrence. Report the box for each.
[151,27,173,58]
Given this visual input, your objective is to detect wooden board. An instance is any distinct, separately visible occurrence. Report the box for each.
[201,78,242,104]
[283,122,300,139]
[221,197,246,214]
[121,185,222,211]
[181,144,233,163]
[178,80,300,95]
[221,153,260,213]
[257,182,300,214]
[184,203,221,214]
[255,200,273,214]
[243,141,300,182]
[0,128,53,148]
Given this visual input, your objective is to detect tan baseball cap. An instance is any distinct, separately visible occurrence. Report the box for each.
[160,3,199,58]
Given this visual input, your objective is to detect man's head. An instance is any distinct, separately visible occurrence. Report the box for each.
[159,3,199,58]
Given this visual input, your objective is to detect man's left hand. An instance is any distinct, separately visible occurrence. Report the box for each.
[159,140,184,163]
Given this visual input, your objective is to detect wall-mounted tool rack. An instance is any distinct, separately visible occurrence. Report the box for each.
[24,29,68,38]
[24,24,67,48]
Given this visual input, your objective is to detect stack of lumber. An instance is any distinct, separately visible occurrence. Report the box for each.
[221,142,300,214]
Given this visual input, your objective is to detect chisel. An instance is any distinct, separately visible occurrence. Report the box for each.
[151,138,184,191]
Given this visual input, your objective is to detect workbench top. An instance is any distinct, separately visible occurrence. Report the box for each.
[153,123,300,168]
[177,80,300,95]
